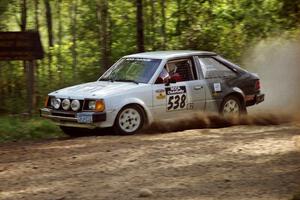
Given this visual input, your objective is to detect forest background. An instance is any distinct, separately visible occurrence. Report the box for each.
[0,0,299,115]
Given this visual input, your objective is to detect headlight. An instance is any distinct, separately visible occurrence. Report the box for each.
[86,99,105,112]
[88,101,96,110]
[51,98,61,109]
[62,99,71,110]
[71,100,81,111]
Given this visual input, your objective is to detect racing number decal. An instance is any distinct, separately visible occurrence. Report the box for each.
[167,95,186,110]
[166,86,187,111]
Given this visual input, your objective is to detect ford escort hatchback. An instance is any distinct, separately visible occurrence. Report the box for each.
[41,51,265,135]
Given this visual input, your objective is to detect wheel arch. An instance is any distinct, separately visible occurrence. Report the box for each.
[221,87,246,111]
[114,98,153,126]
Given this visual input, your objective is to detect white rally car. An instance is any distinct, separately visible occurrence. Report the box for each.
[41,51,264,135]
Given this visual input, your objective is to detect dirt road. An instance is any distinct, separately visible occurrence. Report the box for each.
[1,124,300,200]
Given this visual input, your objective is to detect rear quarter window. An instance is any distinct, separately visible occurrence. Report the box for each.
[198,57,236,79]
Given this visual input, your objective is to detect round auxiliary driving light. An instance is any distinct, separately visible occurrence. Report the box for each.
[71,99,80,111]
[51,98,61,109]
[62,99,71,110]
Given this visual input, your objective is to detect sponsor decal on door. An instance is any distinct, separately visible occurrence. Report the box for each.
[165,86,187,111]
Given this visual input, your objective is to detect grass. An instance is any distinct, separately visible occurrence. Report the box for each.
[0,115,65,142]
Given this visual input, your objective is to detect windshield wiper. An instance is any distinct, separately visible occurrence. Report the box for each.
[114,79,139,84]
[99,77,114,82]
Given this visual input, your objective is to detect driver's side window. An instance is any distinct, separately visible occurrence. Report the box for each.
[155,58,195,84]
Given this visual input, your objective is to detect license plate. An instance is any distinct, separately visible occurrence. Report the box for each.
[77,115,93,123]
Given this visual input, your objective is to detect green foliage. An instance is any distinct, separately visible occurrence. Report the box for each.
[0,0,299,114]
[0,116,64,142]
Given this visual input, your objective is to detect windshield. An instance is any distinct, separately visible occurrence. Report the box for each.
[99,58,162,83]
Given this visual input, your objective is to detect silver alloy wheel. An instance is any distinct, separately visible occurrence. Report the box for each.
[223,99,240,114]
[118,108,141,133]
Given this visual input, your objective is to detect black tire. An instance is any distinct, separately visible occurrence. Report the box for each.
[60,126,91,137]
[220,95,246,115]
[114,105,145,135]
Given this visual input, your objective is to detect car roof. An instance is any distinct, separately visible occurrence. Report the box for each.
[124,50,217,59]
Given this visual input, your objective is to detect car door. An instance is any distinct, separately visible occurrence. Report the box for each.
[195,56,238,112]
[151,57,206,120]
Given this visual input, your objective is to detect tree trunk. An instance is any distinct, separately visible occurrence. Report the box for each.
[44,0,53,47]
[136,0,145,52]
[26,61,35,114]
[44,0,53,86]
[34,0,39,30]
[150,0,156,50]
[20,0,27,31]
[20,0,35,115]
[57,0,63,83]
[161,0,166,49]
[0,65,3,113]
[34,0,39,109]
[71,0,78,77]
[97,0,110,70]
[175,0,182,35]
[108,13,112,68]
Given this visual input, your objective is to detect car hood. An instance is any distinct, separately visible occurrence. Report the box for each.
[49,81,143,99]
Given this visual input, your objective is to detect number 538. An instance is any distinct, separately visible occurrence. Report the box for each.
[167,94,186,110]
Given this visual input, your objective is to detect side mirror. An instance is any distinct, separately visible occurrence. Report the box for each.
[156,68,171,85]
[155,76,164,84]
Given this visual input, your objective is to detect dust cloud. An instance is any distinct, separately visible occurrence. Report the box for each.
[147,112,293,133]
[244,36,300,112]
[148,36,300,133]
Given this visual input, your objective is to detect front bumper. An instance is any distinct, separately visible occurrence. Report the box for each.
[40,108,106,125]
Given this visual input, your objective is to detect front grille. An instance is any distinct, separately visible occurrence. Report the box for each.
[52,110,76,118]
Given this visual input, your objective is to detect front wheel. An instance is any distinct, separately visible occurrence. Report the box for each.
[220,95,246,115]
[114,105,145,135]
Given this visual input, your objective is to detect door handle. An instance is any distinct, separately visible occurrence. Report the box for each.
[194,85,203,90]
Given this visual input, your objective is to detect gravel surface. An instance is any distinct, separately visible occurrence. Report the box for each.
[1,125,300,200]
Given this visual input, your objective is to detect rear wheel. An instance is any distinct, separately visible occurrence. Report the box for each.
[114,105,145,135]
[220,95,246,115]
